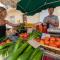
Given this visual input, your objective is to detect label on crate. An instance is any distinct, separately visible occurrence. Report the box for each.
[28,40,40,48]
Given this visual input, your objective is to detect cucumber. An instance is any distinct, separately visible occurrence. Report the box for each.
[32,51,43,60]
[29,48,40,60]
[0,42,13,50]
[13,37,23,52]
[18,45,34,60]
[7,43,15,55]
[0,47,8,57]
[0,43,14,57]
[0,46,3,49]
[28,31,42,40]
[7,42,29,60]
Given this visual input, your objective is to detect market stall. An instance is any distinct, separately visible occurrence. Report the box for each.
[0,0,60,60]
[16,0,60,60]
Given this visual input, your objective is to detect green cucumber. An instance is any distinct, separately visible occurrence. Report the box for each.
[18,45,34,60]
[0,46,3,49]
[0,42,13,50]
[7,42,29,60]
[32,51,43,60]
[29,48,40,60]
[7,43,15,55]
[13,37,23,52]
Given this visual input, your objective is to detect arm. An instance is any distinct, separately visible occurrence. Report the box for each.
[6,20,20,27]
[43,17,47,26]
[48,17,59,27]
[50,20,59,27]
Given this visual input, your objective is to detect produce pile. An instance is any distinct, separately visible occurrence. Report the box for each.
[35,37,60,48]
[0,31,43,60]
[35,23,47,33]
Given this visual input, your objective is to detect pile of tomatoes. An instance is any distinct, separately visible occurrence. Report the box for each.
[19,33,29,40]
[35,37,60,48]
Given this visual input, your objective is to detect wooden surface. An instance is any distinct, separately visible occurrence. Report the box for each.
[40,44,60,51]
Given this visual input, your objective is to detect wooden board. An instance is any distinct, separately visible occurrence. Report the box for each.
[40,44,60,51]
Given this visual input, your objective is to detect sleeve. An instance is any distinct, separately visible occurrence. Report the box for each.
[55,16,59,23]
[43,17,47,25]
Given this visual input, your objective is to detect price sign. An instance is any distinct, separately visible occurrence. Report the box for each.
[28,40,40,48]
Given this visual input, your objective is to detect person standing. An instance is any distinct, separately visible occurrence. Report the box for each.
[43,8,59,28]
[0,7,20,41]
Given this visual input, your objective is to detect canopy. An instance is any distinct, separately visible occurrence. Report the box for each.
[17,0,60,15]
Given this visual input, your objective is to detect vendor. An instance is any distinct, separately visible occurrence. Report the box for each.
[0,7,20,41]
[43,7,59,28]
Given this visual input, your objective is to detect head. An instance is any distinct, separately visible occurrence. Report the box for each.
[0,7,7,20]
[48,8,54,15]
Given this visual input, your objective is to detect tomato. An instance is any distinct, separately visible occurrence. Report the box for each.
[44,37,50,41]
[44,40,49,45]
[56,37,60,42]
[50,37,55,42]
[0,42,5,46]
[20,33,29,39]
[49,43,57,47]
[19,34,24,37]
[40,40,44,45]
[6,39,11,43]
[49,40,54,43]
[55,41,60,47]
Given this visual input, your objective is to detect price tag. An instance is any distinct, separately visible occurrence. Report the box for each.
[28,40,40,48]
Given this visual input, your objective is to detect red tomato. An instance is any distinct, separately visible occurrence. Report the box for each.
[20,33,29,39]
[40,40,44,45]
[55,41,60,47]
[0,42,5,46]
[44,40,49,45]
[44,37,50,41]
[6,39,11,43]
[56,37,60,42]
[50,37,55,42]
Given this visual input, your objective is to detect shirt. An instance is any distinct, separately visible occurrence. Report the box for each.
[43,15,59,28]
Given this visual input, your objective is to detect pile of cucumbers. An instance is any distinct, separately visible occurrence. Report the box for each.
[0,31,43,60]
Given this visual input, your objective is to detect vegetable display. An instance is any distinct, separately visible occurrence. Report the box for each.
[0,32,43,60]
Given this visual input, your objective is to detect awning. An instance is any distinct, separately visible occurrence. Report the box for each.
[17,0,60,15]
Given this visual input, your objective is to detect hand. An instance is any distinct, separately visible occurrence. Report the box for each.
[46,17,55,24]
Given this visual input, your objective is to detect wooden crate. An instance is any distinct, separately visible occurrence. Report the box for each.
[40,44,60,54]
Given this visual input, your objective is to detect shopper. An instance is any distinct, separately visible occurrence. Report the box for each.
[43,7,59,28]
[0,7,20,41]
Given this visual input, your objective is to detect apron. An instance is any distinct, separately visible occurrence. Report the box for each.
[0,26,6,42]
